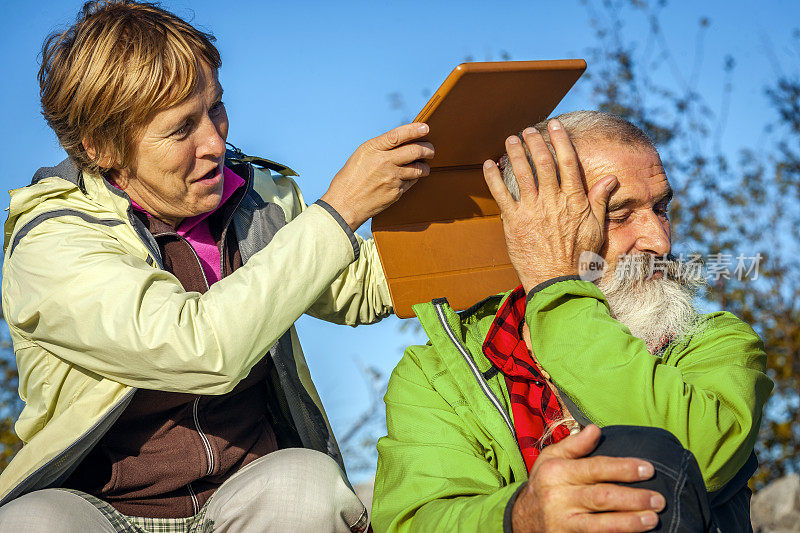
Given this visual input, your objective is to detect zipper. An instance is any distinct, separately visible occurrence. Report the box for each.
[176,169,251,477]
[218,164,251,276]
[152,233,216,476]
[129,168,254,487]
[192,397,214,476]
[433,301,517,439]
[151,233,212,291]
[178,240,213,477]
[187,482,200,514]
[101,178,164,269]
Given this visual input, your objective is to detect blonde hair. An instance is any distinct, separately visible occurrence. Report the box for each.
[38,1,222,174]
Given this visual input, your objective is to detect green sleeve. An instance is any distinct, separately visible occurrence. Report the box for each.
[373,345,523,533]
[524,279,773,492]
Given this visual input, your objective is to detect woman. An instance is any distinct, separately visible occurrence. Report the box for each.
[0,1,433,531]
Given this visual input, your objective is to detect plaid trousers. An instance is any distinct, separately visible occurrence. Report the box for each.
[61,489,214,533]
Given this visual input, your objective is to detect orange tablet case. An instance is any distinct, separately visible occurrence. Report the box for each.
[371,59,586,318]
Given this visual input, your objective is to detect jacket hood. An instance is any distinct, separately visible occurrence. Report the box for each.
[31,158,80,187]
[4,159,85,252]
[3,157,143,258]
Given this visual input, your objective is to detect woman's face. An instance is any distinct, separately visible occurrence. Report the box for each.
[112,61,229,227]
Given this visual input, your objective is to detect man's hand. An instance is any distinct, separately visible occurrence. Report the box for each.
[512,425,665,533]
[482,120,618,292]
[321,123,434,231]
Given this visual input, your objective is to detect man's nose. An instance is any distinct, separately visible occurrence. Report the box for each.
[635,212,671,256]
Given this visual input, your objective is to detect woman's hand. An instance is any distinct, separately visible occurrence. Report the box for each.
[321,123,434,231]
[482,119,618,293]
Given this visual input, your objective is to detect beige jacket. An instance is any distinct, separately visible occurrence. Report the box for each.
[0,156,391,504]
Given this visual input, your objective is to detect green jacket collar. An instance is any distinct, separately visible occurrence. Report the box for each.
[412,292,528,479]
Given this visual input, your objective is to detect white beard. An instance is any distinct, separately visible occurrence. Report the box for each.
[596,254,706,353]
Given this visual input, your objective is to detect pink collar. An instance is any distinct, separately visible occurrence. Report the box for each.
[177,167,244,235]
[108,166,245,230]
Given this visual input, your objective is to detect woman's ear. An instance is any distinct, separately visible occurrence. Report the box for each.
[82,139,116,170]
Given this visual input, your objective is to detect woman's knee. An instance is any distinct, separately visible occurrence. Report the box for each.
[209,448,367,532]
[0,489,113,532]
[262,449,365,527]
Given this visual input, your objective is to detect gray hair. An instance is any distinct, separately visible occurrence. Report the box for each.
[500,110,656,200]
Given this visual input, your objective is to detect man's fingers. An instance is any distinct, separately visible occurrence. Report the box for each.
[369,123,430,151]
[588,174,619,225]
[388,141,435,165]
[547,119,585,197]
[544,424,602,460]
[505,135,538,201]
[483,159,515,212]
[570,510,660,533]
[523,128,559,197]
[579,483,666,513]
[571,455,655,484]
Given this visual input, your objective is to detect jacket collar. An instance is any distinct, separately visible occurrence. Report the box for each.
[31,158,80,186]
[412,291,513,353]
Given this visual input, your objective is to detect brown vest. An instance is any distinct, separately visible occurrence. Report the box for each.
[64,184,280,518]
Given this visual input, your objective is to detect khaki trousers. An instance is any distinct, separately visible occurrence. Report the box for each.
[0,448,368,532]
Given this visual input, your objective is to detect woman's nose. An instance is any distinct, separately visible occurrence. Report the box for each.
[197,117,226,160]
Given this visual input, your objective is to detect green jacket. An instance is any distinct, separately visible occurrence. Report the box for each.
[373,280,773,532]
[0,154,391,505]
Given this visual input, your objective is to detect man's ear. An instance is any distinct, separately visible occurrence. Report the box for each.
[82,139,116,170]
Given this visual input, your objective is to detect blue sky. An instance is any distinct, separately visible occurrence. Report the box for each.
[2,0,798,479]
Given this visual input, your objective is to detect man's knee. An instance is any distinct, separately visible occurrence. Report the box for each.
[0,489,113,532]
[593,425,686,462]
[591,425,704,490]
[590,426,713,531]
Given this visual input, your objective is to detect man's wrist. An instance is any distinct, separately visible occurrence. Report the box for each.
[506,482,528,533]
[519,267,580,294]
[525,275,584,303]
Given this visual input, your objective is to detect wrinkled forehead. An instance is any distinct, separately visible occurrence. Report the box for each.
[576,141,669,192]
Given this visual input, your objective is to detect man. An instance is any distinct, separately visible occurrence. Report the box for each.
[372,111,772,532]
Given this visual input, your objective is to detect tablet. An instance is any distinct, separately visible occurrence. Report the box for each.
[371,59,586,318]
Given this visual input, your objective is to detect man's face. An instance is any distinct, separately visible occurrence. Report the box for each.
[576,142,698,353]
[578,143,673,272]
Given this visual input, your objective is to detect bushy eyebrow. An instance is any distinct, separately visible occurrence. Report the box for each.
[656,187,674,206]
[607,186,673,212]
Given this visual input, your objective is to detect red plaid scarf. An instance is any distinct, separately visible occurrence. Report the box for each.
[482,286,570,472]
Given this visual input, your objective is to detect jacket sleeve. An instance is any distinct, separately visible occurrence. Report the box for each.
[305,232,392,325]
[373,345,524,533]
[272,177,392,326]
[524,278,774,492]
[2,202,356,395]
